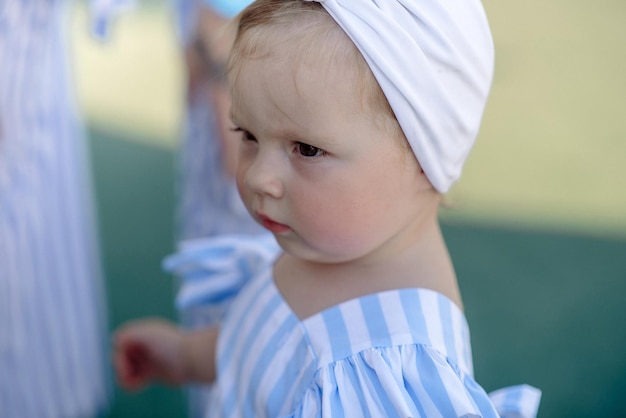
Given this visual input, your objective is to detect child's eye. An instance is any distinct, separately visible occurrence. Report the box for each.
[231,127,256,142]
[296,142,325,158]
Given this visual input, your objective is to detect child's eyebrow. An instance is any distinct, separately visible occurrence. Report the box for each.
[229,110,336,147]
[228,118,335,147]
[278,129,337,149]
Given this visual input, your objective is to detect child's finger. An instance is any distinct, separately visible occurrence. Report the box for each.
[114,341,150,391]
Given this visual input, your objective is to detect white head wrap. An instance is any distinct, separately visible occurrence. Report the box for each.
[304,0,494,193]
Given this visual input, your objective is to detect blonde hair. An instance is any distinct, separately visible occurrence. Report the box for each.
[227,0,406,143]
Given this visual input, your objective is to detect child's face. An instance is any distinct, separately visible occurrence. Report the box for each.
[230,48,428,265]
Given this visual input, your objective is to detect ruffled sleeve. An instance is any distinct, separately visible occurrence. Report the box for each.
[489,384,542,418]
[278,287,541,418]
[288,345,497,418]
[163,233,280,323]
[288,347,540,418]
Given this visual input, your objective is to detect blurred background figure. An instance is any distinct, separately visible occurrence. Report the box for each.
[170,1,263,416]
[174,0,261,242]
[0,1,128,416]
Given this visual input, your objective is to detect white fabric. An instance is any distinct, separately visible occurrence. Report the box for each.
[305,0,495,193]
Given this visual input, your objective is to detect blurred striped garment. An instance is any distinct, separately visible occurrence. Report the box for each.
[174,0,263,242]
[0,1,128,416]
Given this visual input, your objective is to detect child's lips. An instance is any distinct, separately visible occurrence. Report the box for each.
[258,213,290,234]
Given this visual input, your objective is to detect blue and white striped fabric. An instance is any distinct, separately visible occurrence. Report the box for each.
[173,236,541,418]
[165,233,280,323]
[0,1,124,416]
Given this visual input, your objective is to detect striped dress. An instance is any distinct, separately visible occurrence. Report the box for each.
[172,236,541,418]
[0,1,126,416]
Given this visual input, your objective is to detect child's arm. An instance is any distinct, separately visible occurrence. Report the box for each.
[113,318,218,390]
[182,323,219,383]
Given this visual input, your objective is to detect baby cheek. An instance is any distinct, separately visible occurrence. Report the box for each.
[299,195,372,253]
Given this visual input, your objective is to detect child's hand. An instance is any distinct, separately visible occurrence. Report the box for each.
[113,318,187,391]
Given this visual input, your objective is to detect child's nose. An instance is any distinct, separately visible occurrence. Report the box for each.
[243,151,284,199]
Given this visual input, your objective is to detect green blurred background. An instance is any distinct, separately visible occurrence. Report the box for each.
[70,0,626,416]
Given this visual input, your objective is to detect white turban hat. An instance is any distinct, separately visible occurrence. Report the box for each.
[304,0,495,193]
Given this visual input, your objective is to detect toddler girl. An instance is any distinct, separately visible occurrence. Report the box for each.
[114,1,541,416]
